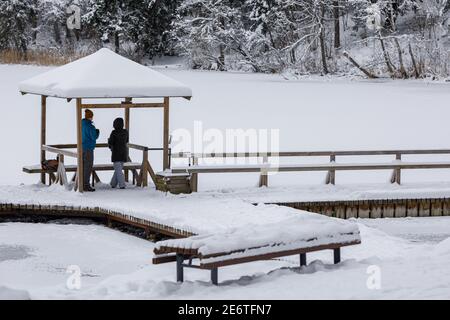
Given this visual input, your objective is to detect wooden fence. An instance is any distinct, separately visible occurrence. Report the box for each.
[171,149,450,191]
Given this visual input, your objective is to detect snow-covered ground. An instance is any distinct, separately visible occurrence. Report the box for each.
[0,218,449,299]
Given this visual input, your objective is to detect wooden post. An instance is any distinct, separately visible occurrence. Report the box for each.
[259,155,269,187]
[390,153,401,184]
[300,253,307,266]
[333,248,341,264]
[124,98,131,182]
[176,254,184,282]
[326,154,336,185]
[395,153,401,185]
[163,97,170,170]
[76,98,84,193]
[191,156,198,192]
[58,154,64,185]
[211,268,218,285]
[141,149,149,187]
[40,95,47,185]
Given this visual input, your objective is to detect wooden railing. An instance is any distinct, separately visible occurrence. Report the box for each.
[41,143,159,190]
[171,149,450,191]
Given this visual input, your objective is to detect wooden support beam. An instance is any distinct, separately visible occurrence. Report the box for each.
[76,98,84,193]
[49,143,108,149]
[81,102,164,109]
[42,145,78,158]
[146,160,157,185]
[124,98,131,183]
[40,95,47,185]
[173,149,450,159]
[163,97,170,170]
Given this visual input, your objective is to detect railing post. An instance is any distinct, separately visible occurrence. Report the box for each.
[395,153,401,185]
[391,153,401,185]
[190,156,198,192]
[326,154,336,185]
[259,155,269,187]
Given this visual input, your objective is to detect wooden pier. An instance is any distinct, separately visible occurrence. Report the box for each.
[1,195,449,246]
[0,202,193,239]
[273,197,450,219]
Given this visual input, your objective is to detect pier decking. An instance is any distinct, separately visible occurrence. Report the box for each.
[1,182,450,241]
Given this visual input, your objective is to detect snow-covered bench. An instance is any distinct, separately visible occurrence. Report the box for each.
[23,162,142,174]
[153,214,361,285]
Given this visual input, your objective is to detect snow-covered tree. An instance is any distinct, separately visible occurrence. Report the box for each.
[0,0,37,54]
[172,0,246,70]
[124,0,180,60]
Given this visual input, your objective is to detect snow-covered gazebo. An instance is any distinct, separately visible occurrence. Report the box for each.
[19,48,192,193]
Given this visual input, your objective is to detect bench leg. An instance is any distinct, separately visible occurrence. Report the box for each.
[211,268,218,285]
[176,254,184,283]
[300,253,307,267]
[333,248,341,264]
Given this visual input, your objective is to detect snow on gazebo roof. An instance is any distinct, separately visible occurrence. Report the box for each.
[18,48,192,99]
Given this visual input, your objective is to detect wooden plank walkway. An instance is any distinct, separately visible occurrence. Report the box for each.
[273,197,450,219]
[0,202,194,239]
[1,196,449,245]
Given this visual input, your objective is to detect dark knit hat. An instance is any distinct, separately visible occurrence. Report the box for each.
[85,109,93,119]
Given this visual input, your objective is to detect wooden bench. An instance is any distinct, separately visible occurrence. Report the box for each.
[23,162,142,186]
[23,162,142,174]
[173,161,450,191]
[153,230,361,285]
[23,143,158,190]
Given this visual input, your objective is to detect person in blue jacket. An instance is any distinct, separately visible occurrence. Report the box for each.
[82,109,99,191]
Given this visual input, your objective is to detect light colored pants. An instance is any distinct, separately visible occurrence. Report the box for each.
[110,162,125,188]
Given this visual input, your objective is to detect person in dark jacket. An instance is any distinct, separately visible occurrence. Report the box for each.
[82,109,99,192]
[108,117,129,189]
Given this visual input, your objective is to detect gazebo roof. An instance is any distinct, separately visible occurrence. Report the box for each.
[18,48,192,99]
